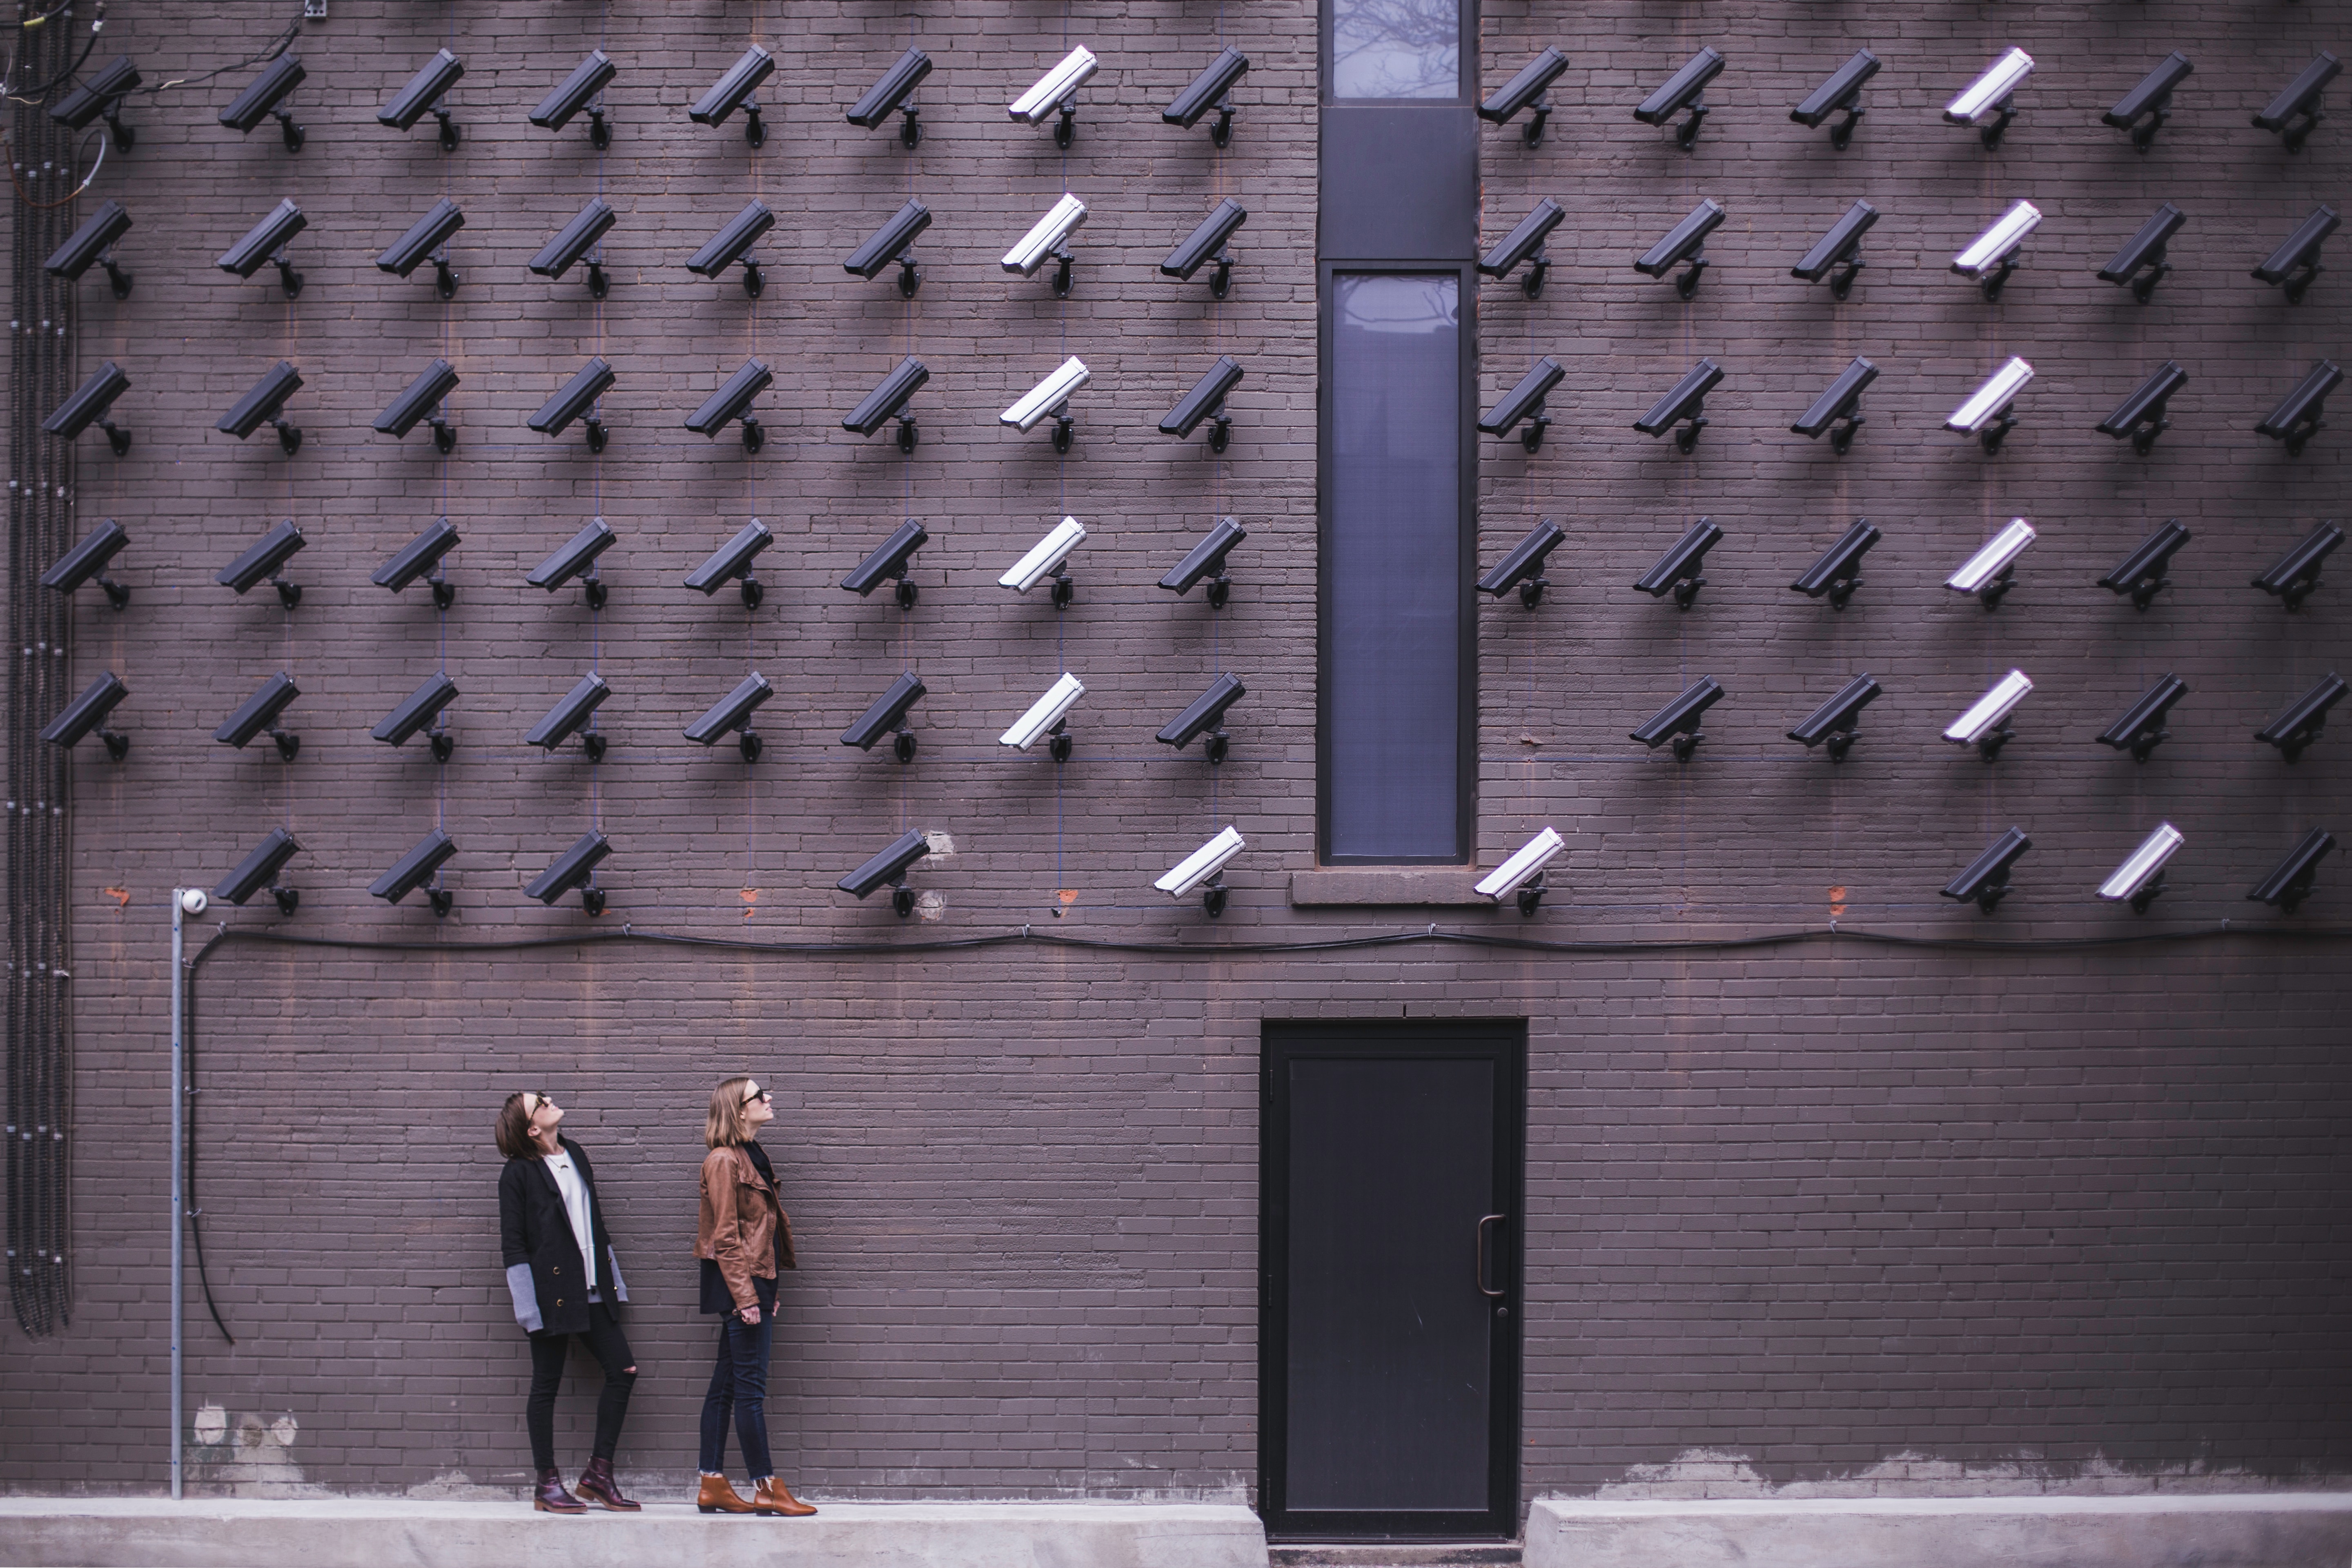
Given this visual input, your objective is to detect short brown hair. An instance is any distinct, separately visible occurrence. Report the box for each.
[494,1092,535,1160]
[706,1076,757,1149]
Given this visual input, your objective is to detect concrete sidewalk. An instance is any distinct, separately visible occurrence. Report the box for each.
[0,1497,1270,1568]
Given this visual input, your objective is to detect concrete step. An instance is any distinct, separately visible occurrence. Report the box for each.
[1271,1542,1519,1566]
[0,1497,1268,1568]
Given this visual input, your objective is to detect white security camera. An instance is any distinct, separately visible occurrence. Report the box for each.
[1001,517,1087,596]
[2098,823,2183,911]
[1475,827,1565,915]
[178,888,209,916]
[1010,45,1098,135]
[1945,47,2034,142]
[1156,826,1245,916]
[1946,356,2033,451]
[1944,669,2033,759]
[1001,357,1091,439]
[1000,673,1086,756]
[1946,518,2037,606]
[1952,200,2041,298]
[1003,194,1089,278]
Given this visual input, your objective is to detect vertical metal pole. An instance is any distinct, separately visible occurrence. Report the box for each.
[169,893,184,1500]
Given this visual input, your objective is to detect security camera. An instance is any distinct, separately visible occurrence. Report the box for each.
[1161,517,1247,606]
[1161,356,1243,452]
[685,519,773,608]
[1167,47,1250,146]
[2100,518,2192,610]
[837,828,930,915]
[1791,357,1878,453]
[1010,45,1098,147]
[1947,356,2034,453]
[685,673,775,761]
[1792,49,1880,149]
[689,45,774,146]
[378,198,466,297]
[1793,199,1878,298]
[844,520,929,606]
[1001,673,1086,760]
[531,50,616,148]
[216,519,306,608]
[688,200,776,297]
[1163,198,1248,298]
[527,672,612,759]
[528,519,618,608]
[42,362,132,455]
[1634,45,1725,150]
[42,519,131,609]
[844,357,930,453]
[2256,360,2341,454]
[1157,673,1247,762]
[1631,677,1725,762]
[2249,827,2335,913]
[2253,205,2338,303]
[222,54,307,152]
[1942,826,2031,914]
[530,357,616,453]
[849,47,933,147]
[1944,47,2033,147]
[2098,824,2184,912]
[1946,517,2037,609]
[2106,52,2192,150]
[842,672,927,762]
[530,199,617,298]
[1791,519,1881,610]
[1786,673,1882,763]
[1479,199,1566,296]
[39,671,131,761]
[1156,826,1246,916]
[1479,47,1568,145]
[214,828,303,916]
[2100,204,2187,302]
[2253,51,2341,151]
[1002,516,1087,603]
[1635,518,1723,609]
[381,48,464,151]
[218,198,308,296]
[178,888,209,917]
[1635,198,1726,298]
[370,829,457,916]
[376,359,461,452]
[1001,357,1090,452]
[2096,673,2189,762]
[2096,361,2187,455]
[1952,200,2041,300]
[1943,669,2033,761]
[2257,673,2349,761]
[214,672,302,761]
[1480,356,1566,451]
[1633,359,1722,452]
[1003,194,1089,297]
[218,360,305,455]
[373,517,461,608]
[45,198,134,298]
[372,672,459,760]
[845,199,931,298]
[525,831,612,915]
[1474,826,1565,915]
[2250,519,2343,610]
[51,55,141,149]
[1477,518,1566,608]
[685,359,775,452]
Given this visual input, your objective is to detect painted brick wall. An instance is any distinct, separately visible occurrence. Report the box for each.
[2,0,2346,1513]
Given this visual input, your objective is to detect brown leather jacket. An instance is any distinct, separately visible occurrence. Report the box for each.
[697,1144,796,1312]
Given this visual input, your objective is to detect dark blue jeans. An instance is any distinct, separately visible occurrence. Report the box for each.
[697,1287,775,1481]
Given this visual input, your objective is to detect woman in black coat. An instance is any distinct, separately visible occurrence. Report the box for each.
[495,1090,640,1513]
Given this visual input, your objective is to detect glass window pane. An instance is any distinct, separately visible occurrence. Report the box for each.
[1331,0,1460,99]
[1326,272,1461,861]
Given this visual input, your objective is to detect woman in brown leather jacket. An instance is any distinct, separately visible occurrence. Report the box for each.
[693,1075,815,1518]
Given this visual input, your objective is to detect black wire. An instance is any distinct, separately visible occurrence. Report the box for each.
[136,14,301,98]
[179,952,232,1345]
[4,21,96,105]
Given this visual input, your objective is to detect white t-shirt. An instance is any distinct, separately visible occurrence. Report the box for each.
[542,1149,598,1294]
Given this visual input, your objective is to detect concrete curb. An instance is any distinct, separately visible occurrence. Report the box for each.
[0,1498,1270,1568]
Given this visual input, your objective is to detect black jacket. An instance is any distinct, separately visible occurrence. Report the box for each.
[498,1136,627,1338]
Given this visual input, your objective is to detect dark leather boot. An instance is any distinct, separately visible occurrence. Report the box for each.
[697,1473,755,1515]
[751,1477,817,1517]
[533,1468,588,1514]
[576,1455,641,1512]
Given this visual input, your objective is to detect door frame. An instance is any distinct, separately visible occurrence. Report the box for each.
[1258,1018,1526,1541]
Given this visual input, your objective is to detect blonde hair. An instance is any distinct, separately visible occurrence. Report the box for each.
[706,1076,758,1149]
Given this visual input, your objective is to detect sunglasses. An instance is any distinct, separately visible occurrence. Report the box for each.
[523,1092,555,1116]
[741,1087,771,1107]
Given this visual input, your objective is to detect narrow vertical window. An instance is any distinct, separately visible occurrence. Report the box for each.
[1330,0,1462,100]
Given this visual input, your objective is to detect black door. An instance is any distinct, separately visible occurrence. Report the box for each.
[1260,1020,1523,1540]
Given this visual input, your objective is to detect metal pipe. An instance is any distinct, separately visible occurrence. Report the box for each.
[170,892,185,1500]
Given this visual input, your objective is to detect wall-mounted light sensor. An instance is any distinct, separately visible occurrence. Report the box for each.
[1161,517,1247,607]
[2253,206,2338,303]
[685,360,774,452]
[2098,361,2187,454]
[1167,47,1250,146]
[1001,357,1089,452]
[1479,48,1568,145]
[1787,675,1882,764]
[1478,518,1566,608]
[1002,673,1086,760]
[46,199,134,298]
[217,519,306,608]
[687,200,775,297]
[1636,518,1723,609]
[1635,199,1726,298]
[838,829,930,917]
[2256,673,2348,762]
[2098,824,2183,913]
[215,673,301,761]
[527,673,612,761]
[371,829,457,917]
[1634,46,1724,150]
[1792,49,1880,149]
[526,831,611,915]
[214,828,302,916]
[218,361,304,455]
[1632,677,1726,762]
[1481,356,1566,451]
[2249,828,2334,914]
[376,359,460,451]
[2100,519,2191,610]
[1633,359,1723,452]
[849,47,933,147]
[530,357,615,453]
[1479,200,1565,296]
[42,519,131,610]
[378,197,465,297]
[685,520,773,609]
[1952,201,2040,300]
[42,362,131,455]
[1943,827,2031,914]
[1161,356,1243,452]
[2256,361,2341,455]
[2254,52,2340,152]
[1945,47,2033,147]
[1944,669,2033,762]
[531,50,616,149]
[1792,519,1881,610]
[373,672,459,762]
[2096,674,2189,763]
[690,45,775,146]
[1003,194,1088,297]
[844,357,930,453]
[380,48,463,151]
[1163,198,1247,298]
[2100,204,2186,302]
[374,517,461,609]
[1947,356,2033,453]
[1157,826,1245,918]
[845,199,931,297]
[40,672,130,762]
[685,673,774,762]
[1793,199,1878,299]
[844,521,928,608]
[1010,45,1098,147]
[1946,517,2037,609]
[1157,673,1246,764]
[1791,357,1878,453]
[1002,517,1087,604]
[1474,827,1564,916]
[2105,53,2191,150]
[527,519,617,610]
[842,672,927,762]
[2250,520,2344,610]
[530,198,617,299]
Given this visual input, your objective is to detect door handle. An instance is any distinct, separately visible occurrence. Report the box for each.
[1475,1213,1506,1298]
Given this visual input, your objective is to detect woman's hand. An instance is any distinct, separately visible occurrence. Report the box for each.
[737,1304,761,1325]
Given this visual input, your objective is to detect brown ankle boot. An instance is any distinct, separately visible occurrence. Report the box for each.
[533,1468,588,1514]
[751,1477,817,1517]
[575,1455,640,1512]
[696,1472,755,1515]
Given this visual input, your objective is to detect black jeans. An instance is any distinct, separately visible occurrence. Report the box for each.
[526,1300,636,1474]
[697,1281,775,1481]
